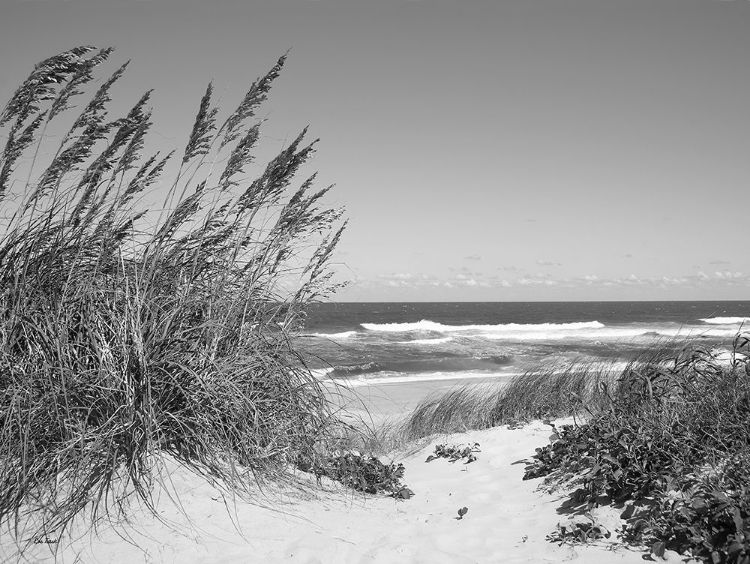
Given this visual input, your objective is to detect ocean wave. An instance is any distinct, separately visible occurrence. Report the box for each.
[306,330,358,339]
[357,318,745,343]
[361,319,605,333]
[331,361,384,376]
[709,348,748,365]
[326,370,519,387]
[650,327,744,339]
[395,336,454,345]
[478,327,647,341]
[319,357,652,388]
[309,367,335,379]
[309,323,742,349]
[327,355,513,378]
[479,325,742,342]
[699,317,749,325]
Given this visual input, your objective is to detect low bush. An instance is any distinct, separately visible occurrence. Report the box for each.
[524,336,750,563]
[301,452,413,499]
[425,442,480,464]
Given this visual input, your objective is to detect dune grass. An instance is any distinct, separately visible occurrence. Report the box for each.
[400,340,709,440]
[0,46,350,542]
[401,359,621,440]
[400,336,750,562]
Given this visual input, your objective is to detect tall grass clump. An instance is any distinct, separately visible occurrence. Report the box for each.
[0,47,347,539]
[402,358,622,440]
[401,340,708,440]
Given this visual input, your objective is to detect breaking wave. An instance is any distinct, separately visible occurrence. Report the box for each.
[361,320,605,333]
[306,330,357,339]
[327,355,513,379]
[699,317,749,325]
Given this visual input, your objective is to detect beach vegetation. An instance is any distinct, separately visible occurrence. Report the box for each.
[401,357,624,440]
[547,520,612,545]
[402,337,750,562]
[524,335,750,563]
[0,46,349,542]
[425,442,480,464]
[301,452,414,499]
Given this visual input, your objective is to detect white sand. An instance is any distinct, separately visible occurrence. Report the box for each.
[324,376,507,425]
[2,380,688,563]
[1,416,686,564]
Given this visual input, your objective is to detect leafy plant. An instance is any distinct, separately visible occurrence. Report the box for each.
[523,340,750,562]
[425,443,481,464]
[304,452,414,499]
[547,520,611,545]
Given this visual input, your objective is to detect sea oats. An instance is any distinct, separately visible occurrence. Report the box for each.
[0,47,347,542]
[220,53,287,150]
[182,83,218,165]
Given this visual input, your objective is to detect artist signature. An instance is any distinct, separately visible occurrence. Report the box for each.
[33,536,58,545]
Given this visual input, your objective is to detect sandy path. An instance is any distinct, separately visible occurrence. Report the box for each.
[1,419,683,564]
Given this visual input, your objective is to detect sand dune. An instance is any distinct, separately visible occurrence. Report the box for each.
[2,419,685,564]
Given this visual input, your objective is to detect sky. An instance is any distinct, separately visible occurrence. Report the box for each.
[1,0,749,302]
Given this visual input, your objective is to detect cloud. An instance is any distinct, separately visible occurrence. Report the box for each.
[709,260,731,265]
[659,276,689,286]
[366,269,750,293]
[714,270,744,279]
[377,272,415,280]
[464,254,482,261]
[450,266,483,276]
[536,260,561,267]
[371,272,444,289]
[568,271,750,289]
[517,276,558,286]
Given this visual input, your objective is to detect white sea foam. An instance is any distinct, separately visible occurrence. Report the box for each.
[395,336,454,345]
[308,330,357,339]
[708,348,748,365]
[320,360,633,387]
[677,327,744,338]
[359,318,746,343]
[480,328,638,341]
[361,319,605,333]
[605,360,636,374]
[699,317,749,325]
[479,325,742,342]
[331,370,519,387]
[310,367,336,379]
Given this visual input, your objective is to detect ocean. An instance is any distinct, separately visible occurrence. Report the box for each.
[297,301,750,387]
